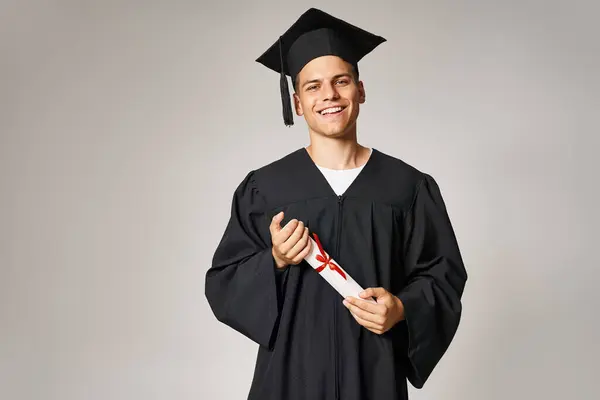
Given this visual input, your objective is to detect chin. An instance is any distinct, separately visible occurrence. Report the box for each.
[305,114,358,138]
[326,120,357,137]
[318,127,352,138]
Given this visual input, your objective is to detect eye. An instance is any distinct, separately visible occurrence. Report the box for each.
[306,85,318,91]
[336,79,349,85]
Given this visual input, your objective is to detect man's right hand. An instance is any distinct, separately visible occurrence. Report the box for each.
[269,211,312,269]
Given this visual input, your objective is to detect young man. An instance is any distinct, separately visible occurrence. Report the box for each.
[205,8,467,400]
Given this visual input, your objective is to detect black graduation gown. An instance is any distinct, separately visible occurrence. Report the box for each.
[205,148,467,400]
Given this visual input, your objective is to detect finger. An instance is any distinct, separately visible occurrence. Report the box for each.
[349,311,383,333]
[290,228,312,261]
[291,234,312,264]
[287,227,309,260]
[343,299,385,325]
[274,219,299,247]
[280,220,305,254]
[345,296,385,315]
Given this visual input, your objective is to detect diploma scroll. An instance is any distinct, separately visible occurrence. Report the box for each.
[304,233,376,304]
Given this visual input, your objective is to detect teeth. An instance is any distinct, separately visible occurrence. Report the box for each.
[320,106,343,115]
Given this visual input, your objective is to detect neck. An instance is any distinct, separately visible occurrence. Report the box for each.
[305,127,370,170]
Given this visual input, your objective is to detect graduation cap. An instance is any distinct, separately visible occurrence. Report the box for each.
[256,8,386,126]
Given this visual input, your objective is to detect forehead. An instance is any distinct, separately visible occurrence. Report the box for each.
[296,55,354,80]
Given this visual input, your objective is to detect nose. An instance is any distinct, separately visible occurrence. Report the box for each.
[321,81,340,102]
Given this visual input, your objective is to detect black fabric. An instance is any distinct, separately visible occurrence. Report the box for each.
[256,8,386,77]
[205,148,468,400]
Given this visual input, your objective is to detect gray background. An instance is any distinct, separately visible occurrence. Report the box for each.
[1,0,599,399]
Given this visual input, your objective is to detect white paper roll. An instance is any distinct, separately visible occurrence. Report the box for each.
[304,234,376,304]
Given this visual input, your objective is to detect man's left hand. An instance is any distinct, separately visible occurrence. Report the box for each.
[343,287,405,335]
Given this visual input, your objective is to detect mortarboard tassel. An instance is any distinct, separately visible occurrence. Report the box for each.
[278,36,294,126]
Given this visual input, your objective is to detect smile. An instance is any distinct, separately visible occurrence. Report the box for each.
[318,106,346,116]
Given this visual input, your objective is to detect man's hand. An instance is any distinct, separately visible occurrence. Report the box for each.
[343,287,405,335]
[270,211,312,269]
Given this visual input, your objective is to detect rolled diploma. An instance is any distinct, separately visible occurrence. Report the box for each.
[304,236,376,304]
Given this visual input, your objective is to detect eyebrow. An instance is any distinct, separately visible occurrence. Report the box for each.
[301,73,353,88]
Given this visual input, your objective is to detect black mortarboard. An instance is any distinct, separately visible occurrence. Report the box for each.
[255,8,386,126]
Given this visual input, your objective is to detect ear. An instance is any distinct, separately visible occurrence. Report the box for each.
[293,93,304,116]
[358,81,366,104]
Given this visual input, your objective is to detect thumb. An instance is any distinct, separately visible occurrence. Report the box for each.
[270,211,284,234]
[360,287,387,299]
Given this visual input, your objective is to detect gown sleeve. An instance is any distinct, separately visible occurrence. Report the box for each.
[397,173,468,388]
[205,171,287,350]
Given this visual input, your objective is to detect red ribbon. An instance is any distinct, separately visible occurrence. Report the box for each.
[312,233,346,280]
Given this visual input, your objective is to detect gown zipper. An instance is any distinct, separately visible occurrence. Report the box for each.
[334,194,344,400]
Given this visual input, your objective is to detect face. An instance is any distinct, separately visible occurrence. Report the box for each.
[293,55,365,138]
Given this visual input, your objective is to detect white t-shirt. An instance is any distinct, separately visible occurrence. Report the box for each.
[315,148,372,196]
